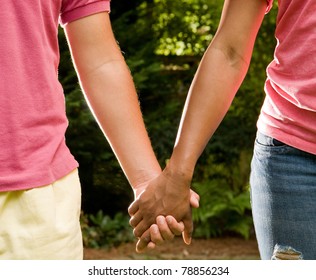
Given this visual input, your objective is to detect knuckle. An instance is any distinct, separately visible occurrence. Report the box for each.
[133,228,141,238]
[128,208,133,216]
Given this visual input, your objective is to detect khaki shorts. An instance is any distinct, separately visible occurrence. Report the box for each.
[0,169,83,259]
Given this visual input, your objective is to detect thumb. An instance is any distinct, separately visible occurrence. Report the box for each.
[189,189,200,209]
[136,229,151,253]
[182,214,193,245]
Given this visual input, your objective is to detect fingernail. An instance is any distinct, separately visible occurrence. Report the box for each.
[166,216,172,224]
[184,238,191,245]
[152,225,158,234]
[157,216,164,225]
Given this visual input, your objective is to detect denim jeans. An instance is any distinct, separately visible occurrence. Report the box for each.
[250,131,316,260]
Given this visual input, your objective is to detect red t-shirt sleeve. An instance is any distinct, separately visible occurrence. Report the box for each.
[60,0,110,26]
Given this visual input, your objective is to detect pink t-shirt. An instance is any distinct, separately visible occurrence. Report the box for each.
[258,0,316,155]
[0,1,110,191]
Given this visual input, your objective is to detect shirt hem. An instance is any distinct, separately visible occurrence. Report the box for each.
[0,159,79,192]
[257,120,316,156]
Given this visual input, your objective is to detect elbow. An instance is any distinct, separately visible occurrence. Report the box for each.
[209,37,251,71]
[223,45,250,70]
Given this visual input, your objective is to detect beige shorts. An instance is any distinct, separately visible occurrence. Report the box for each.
[0,169,83,260]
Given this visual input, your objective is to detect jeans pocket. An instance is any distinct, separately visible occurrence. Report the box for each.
[256,131,286,147]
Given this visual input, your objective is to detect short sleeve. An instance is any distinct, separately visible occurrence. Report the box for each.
[265,0,273,14]
[60,0,110,27]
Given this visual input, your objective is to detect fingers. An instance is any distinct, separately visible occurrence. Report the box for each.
[136,239,156,253]
[130,186,197,250]
[166,216,184,235]
[136,229,151,253]
[182,213,193,245]
[155,216,176,241]
[146,241,156,250]
[189,189,200,209]
[135,216,185,253]
[133,218,153,238]
[134,215,193,248]
[129,211,142,228]
[128,201,151,237]
[149,224,164,246]
[128,200,139,216]
[139,217,175,250]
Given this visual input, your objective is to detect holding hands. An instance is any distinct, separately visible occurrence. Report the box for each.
[128,164,200,252]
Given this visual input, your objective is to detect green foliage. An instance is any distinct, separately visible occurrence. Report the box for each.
[192,181,253,239]
[192,150,254,239]
[81,211,134,248]
[152,0,222,56]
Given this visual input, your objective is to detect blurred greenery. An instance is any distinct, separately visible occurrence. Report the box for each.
[81,211,134,248]
[58,0,278,245]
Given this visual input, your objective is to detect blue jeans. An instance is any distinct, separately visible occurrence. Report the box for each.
[250,131,316,260]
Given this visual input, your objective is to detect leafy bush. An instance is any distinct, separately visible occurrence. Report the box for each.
[191,149,254,239]
[81,211,134,248]
[192,180,253,239]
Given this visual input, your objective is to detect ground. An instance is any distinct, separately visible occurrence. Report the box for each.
[84,237,260,260]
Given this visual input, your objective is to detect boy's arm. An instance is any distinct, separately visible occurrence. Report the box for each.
[65,13,201,250]
[64,12,162,192]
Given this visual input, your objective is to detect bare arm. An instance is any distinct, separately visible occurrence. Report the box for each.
[169,0,268,177]
[64,12,161,191]
[130,0,268,251]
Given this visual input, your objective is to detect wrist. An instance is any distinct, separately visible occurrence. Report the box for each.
[163,159,194,189]
[166,152,196,183]
[130,168,161,191]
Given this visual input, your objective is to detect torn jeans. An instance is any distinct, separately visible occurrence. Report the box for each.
[250,131,316,260]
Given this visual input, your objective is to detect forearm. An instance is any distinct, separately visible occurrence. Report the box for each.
[79,59,161,189]
[168,43,249,177]
[65,13,161,190]
[167,0,267,178]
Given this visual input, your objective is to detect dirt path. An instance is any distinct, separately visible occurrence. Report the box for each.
[84,237,260,260]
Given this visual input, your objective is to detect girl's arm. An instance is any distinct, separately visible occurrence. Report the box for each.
[130,0,268,250]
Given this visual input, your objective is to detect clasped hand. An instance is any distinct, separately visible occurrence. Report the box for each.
[128,167,199,252]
